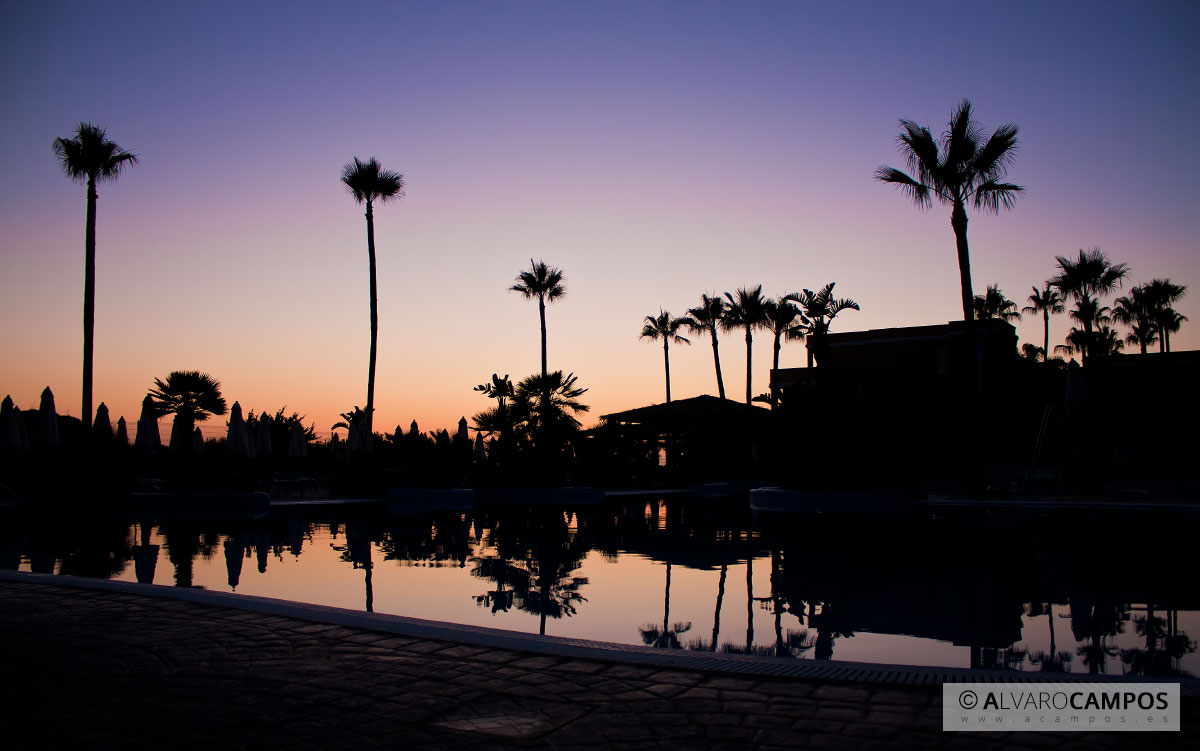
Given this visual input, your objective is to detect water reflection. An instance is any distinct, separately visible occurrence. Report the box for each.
[4,498,1198,676]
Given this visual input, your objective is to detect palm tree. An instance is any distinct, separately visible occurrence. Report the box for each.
[1050,248,1129,364]
[791,283,860,367]
[972,284,1021,322]
[510,260,566,378]
[1023,284,1065,362]
[515,370,590,457]
[340,157,405,435]
[876,100,1022,325]
[640,310,691,403]
[722,286,768,403]
[146,371,227,452]
[472,374,517,438]
[53,123,138,424]
[1142,279,1187,353]
[1157,310,1188,354]
[762,297,808,407]
[1112,286,1158,354]
[684,294,728,400]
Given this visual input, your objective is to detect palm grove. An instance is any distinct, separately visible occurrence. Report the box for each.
[31,102,1190,477]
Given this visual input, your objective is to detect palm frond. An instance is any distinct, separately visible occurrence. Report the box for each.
[896,120,940,185]
[874,166,932,210]
[942,98,983,173]
[147,370,227,421]
[971,122,1020,179]
[973,181,1024,213]
[53,122,138,183]
[340,156,405,204]
[511,259,567,300]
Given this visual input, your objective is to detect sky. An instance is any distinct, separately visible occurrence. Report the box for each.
[2,1,1197,439]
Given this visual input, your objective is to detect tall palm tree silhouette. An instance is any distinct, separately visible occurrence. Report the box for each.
[792,283,860,367]
[340,157,405,436]
[684,294,728,400]
[763,297,808,407]
[1143,279,1187,353]
[722,286,768,403]
[640,310,691,403]
[147,371,227,452]
[1023,284,1065,362]
[875,99,1023,326]
[1050,248,1128,364]
[511,260,566,379]
[972,284,1021,322]
[53,123,138,424]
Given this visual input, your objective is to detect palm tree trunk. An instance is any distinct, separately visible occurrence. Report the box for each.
[1082,316,1093,365]
[950,202,975,325]
[710,326,726,400]
[711,563,727,651]
[770,331,782,408]
[82,176,98,424]
[663,340,671,403]
[364,555,373,613]
[663,562,672,634]
[744,328,753,404]
[1043,310,1050,363]
[538,295,548,377]
[952,201,983,498]
[364,200,378,436]
[745,556,754,650]
[771,549,784,655]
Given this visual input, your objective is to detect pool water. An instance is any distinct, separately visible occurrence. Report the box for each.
[6,496,1197,676]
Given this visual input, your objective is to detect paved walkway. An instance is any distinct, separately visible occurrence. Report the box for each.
[1,575,1194,750]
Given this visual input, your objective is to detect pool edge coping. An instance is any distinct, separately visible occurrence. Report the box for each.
[4,569,1196,693]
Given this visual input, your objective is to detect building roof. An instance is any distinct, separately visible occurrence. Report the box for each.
[600,395,773,426]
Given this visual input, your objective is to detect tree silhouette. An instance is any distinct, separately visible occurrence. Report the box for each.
[472,374,519,458]
[340,157,405,435]
[510,260,566,379]
[762,297,808,406]
[640,310,691,403]
[684,294,728,400]
[1023,284,1065,362]
[1050,248,1128,364]
[875,99,1023,325]
[791,283,860,367]
[722,286,769,403]
[973,284,1021,322]
[147,371,227,451]
[1143,279,1187,353]
[53,123,138,424]
[1112,285,1159,354]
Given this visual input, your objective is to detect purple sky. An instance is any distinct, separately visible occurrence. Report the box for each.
[2,1,1197,435]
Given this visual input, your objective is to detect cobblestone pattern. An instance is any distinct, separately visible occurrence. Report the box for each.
[0,579,1194,750]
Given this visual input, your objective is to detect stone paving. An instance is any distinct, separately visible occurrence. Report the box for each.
[1,577,1195,750]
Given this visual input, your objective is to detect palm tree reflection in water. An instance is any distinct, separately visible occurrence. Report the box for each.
[9,504,1198,677]
[470,508,589,636]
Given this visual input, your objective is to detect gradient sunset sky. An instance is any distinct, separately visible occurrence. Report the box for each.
[2,1,1197,438]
